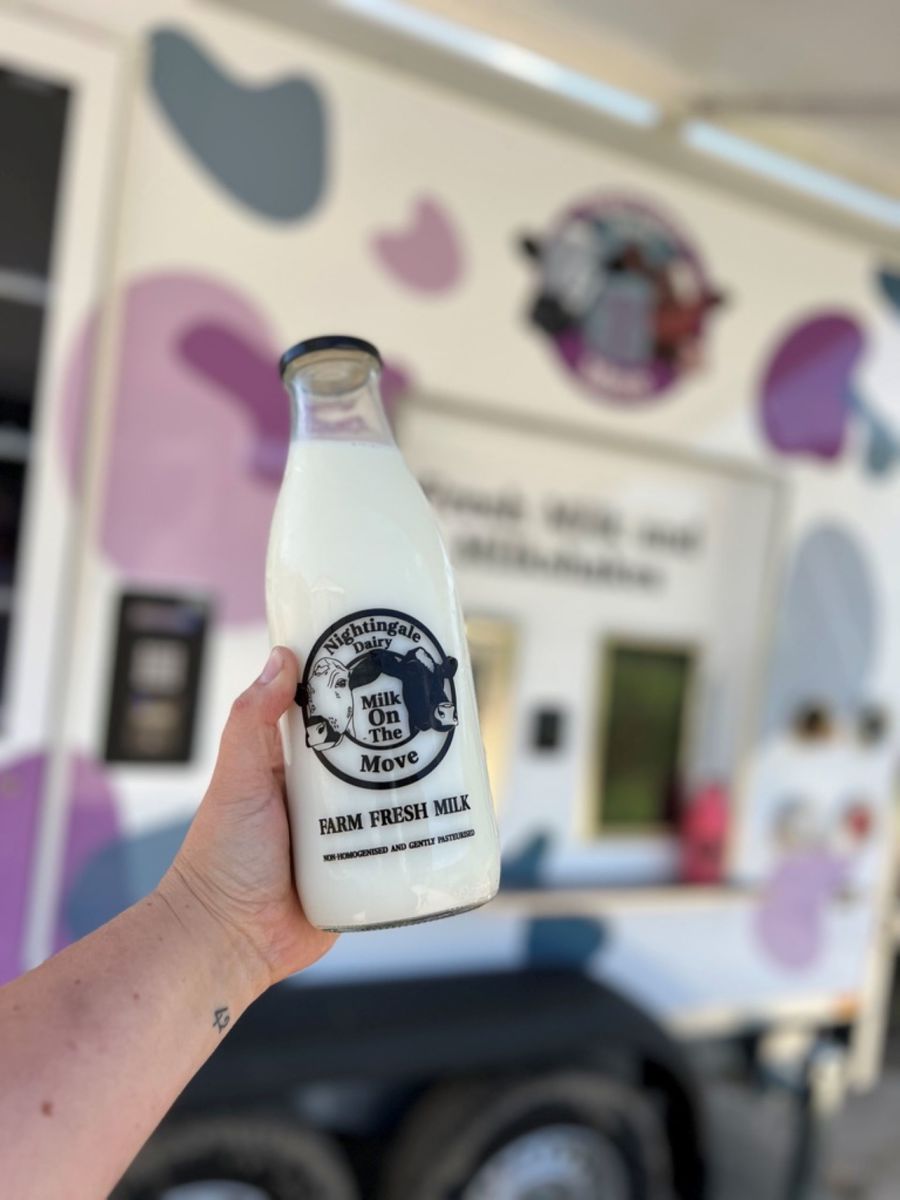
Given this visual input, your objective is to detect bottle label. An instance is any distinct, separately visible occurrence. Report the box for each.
[297,608,458,790]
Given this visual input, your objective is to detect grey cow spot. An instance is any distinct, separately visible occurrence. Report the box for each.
[763,523,878,736]
[150,28,327,221]
[526,917,607,969]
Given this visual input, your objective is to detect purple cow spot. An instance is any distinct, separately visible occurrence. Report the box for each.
[380,358,414,429]
[52,756,120,953]
[179,322,289,482]
[755,849,847,970]
[0,756,44,984]
[0,753,119,984]
[759,312,864,460]
[178,335,414,472]
[60,273,284,623]
[372,196,464,294]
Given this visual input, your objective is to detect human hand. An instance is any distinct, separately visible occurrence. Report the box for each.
[158,648,337,997]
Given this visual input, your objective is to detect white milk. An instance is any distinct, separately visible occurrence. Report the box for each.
[266,338,500,930]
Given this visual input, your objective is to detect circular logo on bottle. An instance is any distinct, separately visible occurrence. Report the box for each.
[298,608,458,790]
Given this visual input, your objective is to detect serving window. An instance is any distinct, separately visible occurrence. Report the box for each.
[593,639,697,834]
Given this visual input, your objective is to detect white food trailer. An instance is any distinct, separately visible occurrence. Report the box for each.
[2,1,900,1196]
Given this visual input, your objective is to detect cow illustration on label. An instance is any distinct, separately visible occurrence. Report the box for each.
[304,657,352,749]
[298,608,458,789]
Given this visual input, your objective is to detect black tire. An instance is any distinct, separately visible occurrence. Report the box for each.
[382,1072,674,1200]
[112,1115,358,1200]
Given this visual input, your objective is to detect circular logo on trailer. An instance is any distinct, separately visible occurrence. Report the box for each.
[298,608,458,790]
[520,194,725,403]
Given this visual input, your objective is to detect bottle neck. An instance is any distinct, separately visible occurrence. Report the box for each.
[283,349,395,446]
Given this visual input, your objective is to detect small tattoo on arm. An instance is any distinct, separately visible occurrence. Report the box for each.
[213,1006,230,1034]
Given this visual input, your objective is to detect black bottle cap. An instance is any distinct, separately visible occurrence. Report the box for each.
[278,335,382,379]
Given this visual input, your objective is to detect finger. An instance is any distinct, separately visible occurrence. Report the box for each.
[248,646,299,726]
[215,647,299,786]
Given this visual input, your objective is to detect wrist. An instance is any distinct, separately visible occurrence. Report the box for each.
[154,865,270,1013]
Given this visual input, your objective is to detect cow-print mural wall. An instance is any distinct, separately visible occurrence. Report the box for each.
[519,194,725,403]
[149,28,328,222]
[59,273,413,624]
[61,273,284,623]
[0,754,121,985]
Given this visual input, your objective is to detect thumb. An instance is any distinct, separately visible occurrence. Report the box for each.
[214,647,299,786]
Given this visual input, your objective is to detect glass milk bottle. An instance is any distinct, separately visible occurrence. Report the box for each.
[266,335,500,930]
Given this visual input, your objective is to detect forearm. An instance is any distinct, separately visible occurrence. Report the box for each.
[0,870,265,1200]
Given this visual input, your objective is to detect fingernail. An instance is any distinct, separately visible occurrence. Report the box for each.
[258,647,283,685]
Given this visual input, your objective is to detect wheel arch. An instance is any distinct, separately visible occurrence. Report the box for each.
[177,969,708,1198]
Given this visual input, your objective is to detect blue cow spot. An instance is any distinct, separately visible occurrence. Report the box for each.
[861,404,900,477]
[150,28,327,221]
[526,917,606,969]
[501,831,552,890]
[848,380,900,477]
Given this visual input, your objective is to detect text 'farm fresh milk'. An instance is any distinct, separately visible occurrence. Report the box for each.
[266,336,500,930]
